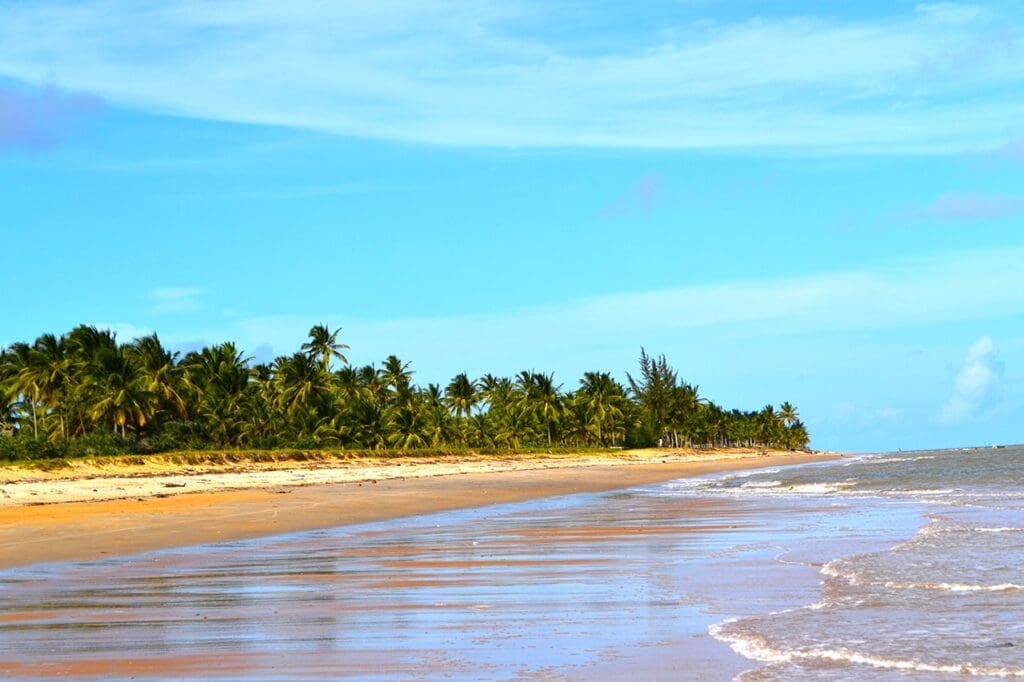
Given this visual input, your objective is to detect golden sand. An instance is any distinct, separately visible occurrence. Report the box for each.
[0,448,837,568]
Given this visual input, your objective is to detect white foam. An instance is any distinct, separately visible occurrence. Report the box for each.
[871,455,937,464]
[740,480,783,489]
[976,527,1024,533]
[710,624,1024,677]
[886,581,1024,593]
[781,482,853,494]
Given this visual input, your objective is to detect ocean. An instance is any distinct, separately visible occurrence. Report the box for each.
[1,448,1020,679]
[702,445,1024,679]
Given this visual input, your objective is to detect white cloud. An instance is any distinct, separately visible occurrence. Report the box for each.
[916,3,985,24]
[88,321,153,343]
[149,287,206,315]
[939,336,1005,423]
[146,246,1024,383]
[0,2,1021,151]
[826,402,905,428]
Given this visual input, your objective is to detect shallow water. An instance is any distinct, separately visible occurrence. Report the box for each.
[702,446,1024,679]
[0,457,919,680]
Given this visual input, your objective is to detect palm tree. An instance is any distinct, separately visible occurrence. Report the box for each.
[479,374,514,415]
[5,342,43,439]
[445,372,478,419]
[301,324,349,371]
[0,346,24,436]
[86,348,158,439]
[125,334,188,422]
[29,334,72,440]
[777,402,799,427]
[524,371,562,446]
[496,406,532,450]
[578,371,626,445]
[273,352,333,417]
[1,324,814,454]
[184,342,252,399]
[757,404,782,446]
[182,342,253,445]
[381,355,413,404]
[384,403,428,449]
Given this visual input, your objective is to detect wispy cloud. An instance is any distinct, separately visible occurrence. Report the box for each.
[149,287,206,315]
[602,173,664,217]
[0,83,101,151]
[917,192,1024,220]
[938,335,1005,424]
[988,138,1024,162]
[0,2,1022,151]
[88,322,153,343]
[146,246,1024,383]
[915,3,986,24]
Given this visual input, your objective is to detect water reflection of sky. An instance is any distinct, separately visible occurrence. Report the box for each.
[0,462,925,679]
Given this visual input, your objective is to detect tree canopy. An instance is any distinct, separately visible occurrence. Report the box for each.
[0,327,810,458]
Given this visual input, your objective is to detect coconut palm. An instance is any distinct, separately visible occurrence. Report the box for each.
[273,352,332,417]
[4,342,43,439]
[445,372,478,419]
[28,334,72,440]
[578,371,626,445]
[384,403,428,449]
[86,348,158,439]
[496,406,532,450]
[757,404,782,446]
[777,401,799,427]
[381,355,413,405]
[0,328,811,454]
[479,374,514,415]
[526,372,562,446]
[301,324,349,371]
[125,334,188,422]
[0,346,24,435]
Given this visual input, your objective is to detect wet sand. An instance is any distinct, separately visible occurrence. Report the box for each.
[0,470,842,680]
[0,451,833,569]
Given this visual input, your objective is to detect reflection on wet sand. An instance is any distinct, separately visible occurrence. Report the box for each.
[1,490,843,679]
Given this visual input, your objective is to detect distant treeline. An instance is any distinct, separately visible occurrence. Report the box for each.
[0,324,809,459]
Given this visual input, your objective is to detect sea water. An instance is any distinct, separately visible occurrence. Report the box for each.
[1,449,1019,679]
[701,446,1024,679]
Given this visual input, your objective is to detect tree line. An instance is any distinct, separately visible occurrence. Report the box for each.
[0,324,809,458]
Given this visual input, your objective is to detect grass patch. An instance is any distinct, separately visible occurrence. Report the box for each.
[1,444,627,472]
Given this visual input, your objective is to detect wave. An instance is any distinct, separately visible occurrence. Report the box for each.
[885,581,1024,593]
[710,623,1024,677]
[821,562,1024,593]
[864,455,937,464]
[976,527,1024,533]
[820,561,861,585]
[742,482,855,495]
[739,480,783,489]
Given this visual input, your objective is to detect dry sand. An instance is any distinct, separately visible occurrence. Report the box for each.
[0,448,837,569]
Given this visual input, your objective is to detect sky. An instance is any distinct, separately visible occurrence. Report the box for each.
[1,0,1022,452]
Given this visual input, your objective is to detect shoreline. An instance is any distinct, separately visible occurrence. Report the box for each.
[0,449,838,569]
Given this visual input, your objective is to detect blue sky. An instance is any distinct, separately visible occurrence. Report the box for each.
[2,1,1022,452]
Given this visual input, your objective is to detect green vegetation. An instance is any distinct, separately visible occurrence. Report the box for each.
[0,324,809,461]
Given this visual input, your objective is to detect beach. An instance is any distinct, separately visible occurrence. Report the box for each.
[7,447,1020,679]
[0,448,832,568]
[0,448,845,680]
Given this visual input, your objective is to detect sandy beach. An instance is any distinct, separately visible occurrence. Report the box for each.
[0,449,835,569]
[0,448,845,679]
